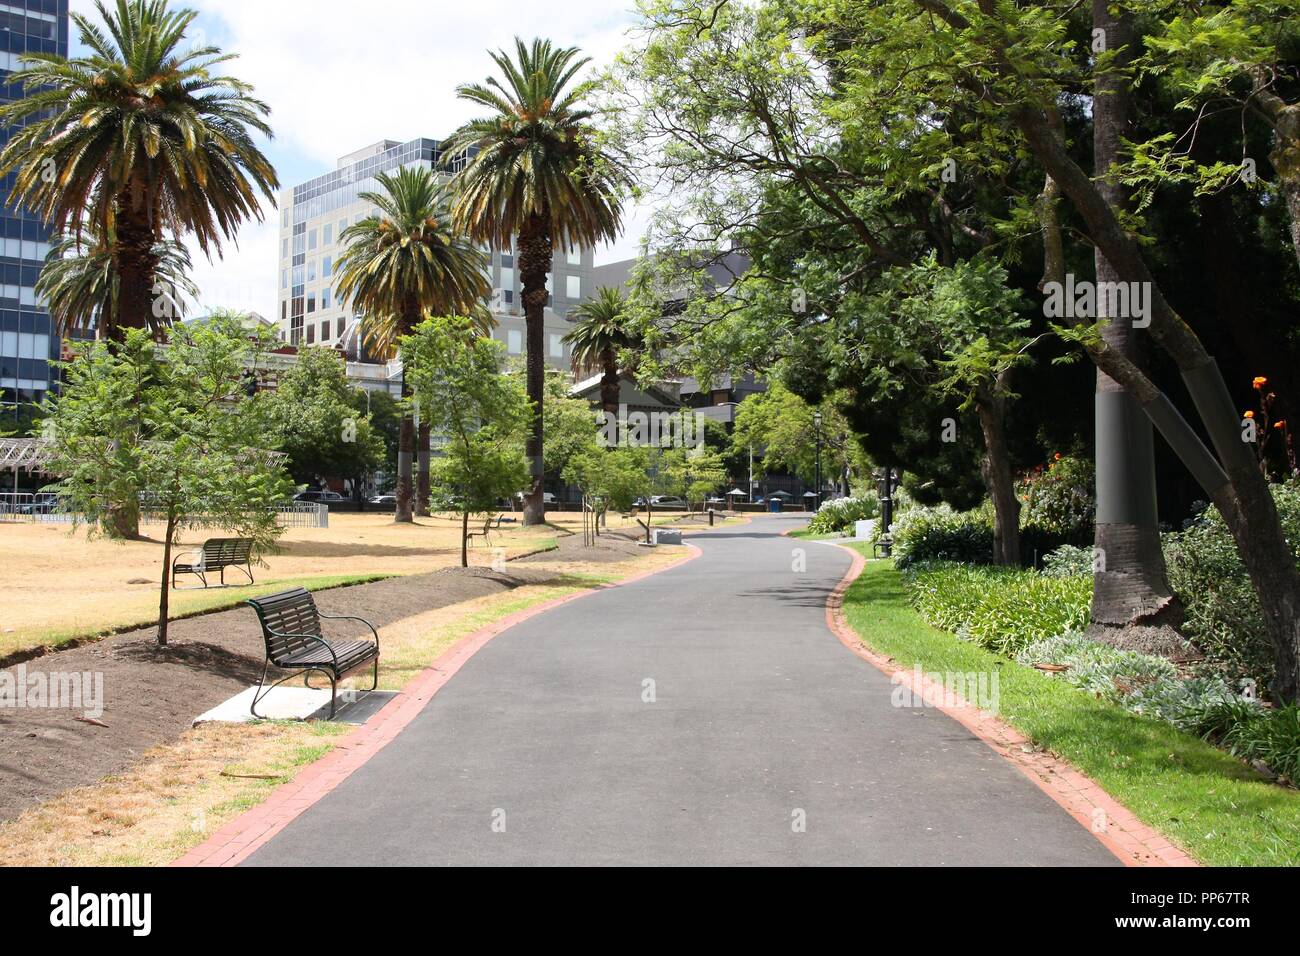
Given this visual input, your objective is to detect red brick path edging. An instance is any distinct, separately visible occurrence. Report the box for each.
[173,543,704,867]
[819,542,1198,867]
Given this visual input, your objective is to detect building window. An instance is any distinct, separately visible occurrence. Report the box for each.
[322,288,331,309]
[566,275,581,299]
[336,317,345,338]
[321,321,329,342]
[339,218,348,236]
[307,293,316,313]
[549,333,563,358]
[500,266,514,290]
[306,324,315,344]
[322,255,332,278]
[281,208,290,228]
[282,238,289,258]
[503,289,513,304]
[323,224,332,246]
[507,329,522,354]
[281,269,287,290]
[308,229,317,250]
[307,260,317,282]
[566,248,580,265]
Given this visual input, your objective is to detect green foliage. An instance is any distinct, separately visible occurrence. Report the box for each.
[807,495,878,535]
[263,346,384,484]
[563,446,651,512]
[333,165,491,355]
[537,371,604,480]
[43,319,293,641]
[0,0,278,337]
[892,505,994,567]
[732,382,857,484]
[1164,482,1300,691]
[902,561,1091,655]
[1018,455,1095,541]
[402,317,530,561]
[1041,544,1094,578]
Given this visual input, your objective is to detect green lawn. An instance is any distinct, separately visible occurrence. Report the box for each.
[840,548,1300,866]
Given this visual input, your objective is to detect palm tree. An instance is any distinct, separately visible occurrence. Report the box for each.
[334,165,491,523]
[38,231,199,337]
[565,286,639,429]
[447,37,629,526]
[0,0,278,340]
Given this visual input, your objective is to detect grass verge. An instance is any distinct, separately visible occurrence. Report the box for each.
[2,573,393,663]
[840,549,1300,867]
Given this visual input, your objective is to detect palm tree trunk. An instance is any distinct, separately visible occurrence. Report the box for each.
[600,353,621,442]
[417,421,432,517]
[517,215,552,526]
[113,187,163,338]
[1089,0,1182,639]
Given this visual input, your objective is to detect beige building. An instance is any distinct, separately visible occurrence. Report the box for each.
[276,137,592,370]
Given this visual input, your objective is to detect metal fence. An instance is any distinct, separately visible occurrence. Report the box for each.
[0,494,328,529]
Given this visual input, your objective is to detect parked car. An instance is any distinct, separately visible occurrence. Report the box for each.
[649,495,686,509]
[514,491,557,505]
[368,494,397,505]
[294,490,347,503]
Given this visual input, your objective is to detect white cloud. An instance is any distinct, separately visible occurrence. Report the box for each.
[69,0,658,319]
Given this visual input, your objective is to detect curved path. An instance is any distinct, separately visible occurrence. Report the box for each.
[246,515,1116,866]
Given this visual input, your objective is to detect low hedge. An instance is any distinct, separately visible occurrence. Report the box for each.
[901,561,1091,655]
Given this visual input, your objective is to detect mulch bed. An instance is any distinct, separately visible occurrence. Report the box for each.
[0,533,652,823]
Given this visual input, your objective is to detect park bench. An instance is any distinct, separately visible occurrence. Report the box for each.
[246,587,380,719]
[171,537,255,589]
[466,513,504,548]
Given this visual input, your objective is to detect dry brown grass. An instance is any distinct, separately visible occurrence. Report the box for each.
[0,544,687,867]
[0,511,569,655]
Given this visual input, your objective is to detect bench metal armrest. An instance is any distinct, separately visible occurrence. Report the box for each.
[264,630,339,667]
[317,613,381,654]
[172,549,203,568]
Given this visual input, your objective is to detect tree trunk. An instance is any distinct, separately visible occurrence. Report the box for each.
[113,186,163,339]
[417,421,432,517]
[974,388,1020,565]
[395,372,415,523]
[601,351,621,444]
[517,214,553,526]
[1088,0,1183,641]
[461,508,469,568]
[158,509,176,647]
[106,498,140,540]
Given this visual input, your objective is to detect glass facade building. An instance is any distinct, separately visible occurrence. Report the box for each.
[0,0,67,425]
[277,137,592,368]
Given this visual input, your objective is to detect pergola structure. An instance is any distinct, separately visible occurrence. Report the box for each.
[0,438,54,474]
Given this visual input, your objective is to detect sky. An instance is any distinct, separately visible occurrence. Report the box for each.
[67,0,657,319]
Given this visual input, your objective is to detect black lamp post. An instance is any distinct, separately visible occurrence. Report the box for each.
[813,410,823,510]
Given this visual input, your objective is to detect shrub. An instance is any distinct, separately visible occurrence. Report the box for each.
[903,561,1091,655]
[1019,454,1094,540]
[808,495,878,535]
[892,506,993,567]
[1189,701,1300,783]
[1163,480,1300,692]
[1041,544,1094,578]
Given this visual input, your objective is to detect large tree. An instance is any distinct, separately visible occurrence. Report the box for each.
[447,37,630,526]
[333,165,490,523]
[0,0,278,340]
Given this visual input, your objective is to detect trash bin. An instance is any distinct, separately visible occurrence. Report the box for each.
[768,498,783,513]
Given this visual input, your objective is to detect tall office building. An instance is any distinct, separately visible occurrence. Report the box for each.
[276,137,591,370]
[0,1,66,424]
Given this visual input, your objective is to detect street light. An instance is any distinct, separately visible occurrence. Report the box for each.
[813,410,823,511]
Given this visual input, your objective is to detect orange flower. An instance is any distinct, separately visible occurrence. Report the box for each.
[1274,420,1286,430]
[1253,376,1268,389]
[1244,410,1255,419]
[1053,452,1063,461]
